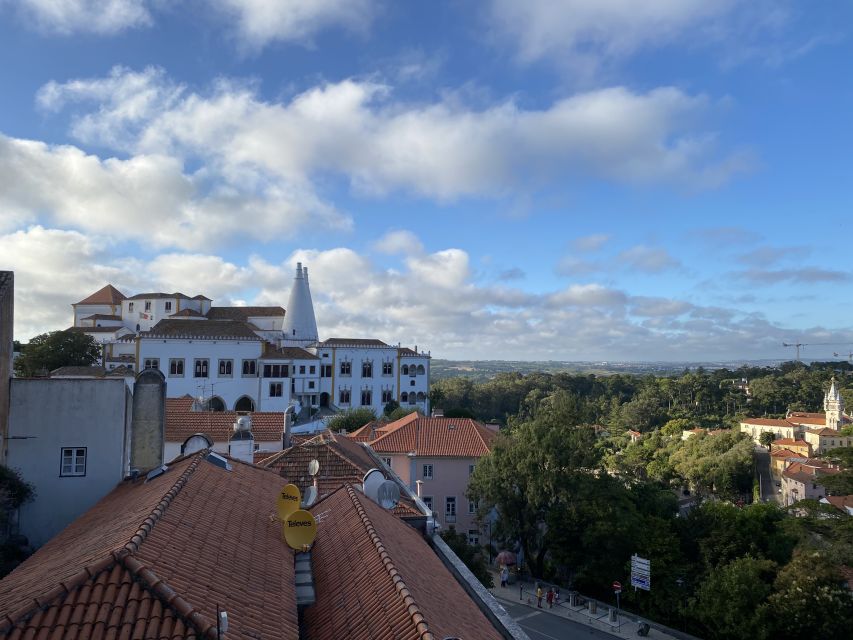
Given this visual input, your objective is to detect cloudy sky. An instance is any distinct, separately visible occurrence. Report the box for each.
[1,0,852,361]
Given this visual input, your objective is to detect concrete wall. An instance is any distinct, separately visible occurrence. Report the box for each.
[0,271,12,465]
[6,378,131,547]
[130,370,165,472]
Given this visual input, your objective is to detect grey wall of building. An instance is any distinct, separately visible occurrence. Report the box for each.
[130,369,165,473]
[0,271,12,465]
[6,378,131,547]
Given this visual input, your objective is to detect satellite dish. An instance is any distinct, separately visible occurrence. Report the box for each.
[362,468,384,501]
[303,485,318,507]
[377,480,400,510]
[308,459,320,476]
[283,509,318,549]
[277,484,301,521]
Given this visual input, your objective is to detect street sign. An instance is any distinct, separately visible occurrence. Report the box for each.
[630,574,651,590]
[612,581,622,592]
[631,554,651,591]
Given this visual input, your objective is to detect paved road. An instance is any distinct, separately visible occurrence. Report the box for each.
[499,600,620,640]
[754,445,778,503]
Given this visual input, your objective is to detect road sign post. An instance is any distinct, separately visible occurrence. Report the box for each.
[612,581,622,631]
[630,554,651,592]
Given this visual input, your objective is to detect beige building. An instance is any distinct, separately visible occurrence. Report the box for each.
[803,428,853,455]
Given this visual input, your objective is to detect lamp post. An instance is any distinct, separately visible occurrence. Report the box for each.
[485,521,492,564]
[676,577,685,632]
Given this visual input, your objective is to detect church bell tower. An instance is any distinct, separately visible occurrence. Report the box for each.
[824,377,844,430]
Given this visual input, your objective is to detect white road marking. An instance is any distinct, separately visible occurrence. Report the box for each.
[514,611,543,622]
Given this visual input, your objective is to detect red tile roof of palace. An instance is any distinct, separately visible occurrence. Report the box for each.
[365,416,497,457]
[770,448,800,458]
[80,314,123,321]
[127,292,195,300]
[74,284,127,306]
[66,326,127,334]
[787,416,830,426]
[0,453,299,640]
[143,319,261,340]
[260,343,319,360]
[169,308,206,317]
[788,412,825,419]
[806,428,846,436]
[398,347,419,357]
[741,418,794,427]
[315,338,389,347]
[205,306,286,321]
[773,438,808,447]
[260,431,421,518]
[165,397,285,442]
[306,485,502,640]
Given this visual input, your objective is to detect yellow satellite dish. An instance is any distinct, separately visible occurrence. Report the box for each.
[277,484,301,520]
[283,509,317,549]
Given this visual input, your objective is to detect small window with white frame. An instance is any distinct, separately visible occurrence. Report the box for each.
[194,358,209,378]
[468,498,478,514]
[218,359,233,377]
[144,301,151,311]
[143,358,159,370]
[422,464,433,479]
[270,382,283,397]
[468,529,479,545]
[422,496,433,511]
[60,447,87,477]
[165,301,172,311]
[445,496,456,520]
[169,358,184,377]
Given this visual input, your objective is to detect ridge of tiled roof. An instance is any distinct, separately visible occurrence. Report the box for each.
[261,343,319,360]
[80,313,122,321]
[741,417,794,427]
[306,485,502,640]
[315,338,389,347]
[142,319,262,340]
[206,306,285,321]
[170,308,205,317]
[806,427,845,436]
[165,397,285,442]
[67,325,126,333]
[127,292,194,300]
[74,284,127,305]
[770,448,800,458]
[49,365,107,377]
[367,416,496,457]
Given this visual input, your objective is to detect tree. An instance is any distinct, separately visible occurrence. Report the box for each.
[1,466,35,577]
[440,529,493,587]
[326,408,376,433]
[14,330,101,377]
[382,400,400,416]
[759,431,775,448]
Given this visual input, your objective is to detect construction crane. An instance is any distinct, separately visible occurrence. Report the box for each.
[834,351,853,363]
[782,341,853,361]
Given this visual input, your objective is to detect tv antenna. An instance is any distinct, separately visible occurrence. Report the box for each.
[362,469,384,502]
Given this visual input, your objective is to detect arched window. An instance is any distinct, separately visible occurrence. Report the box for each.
[417,365,425,375]
[402,365,409,375]
[417,392,426,401]
[208,396,226,412]
[401,392,408,402]
[234,396,255,412]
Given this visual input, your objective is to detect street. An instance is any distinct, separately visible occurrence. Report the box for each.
[499,600,621,640]
[754,445,779,504]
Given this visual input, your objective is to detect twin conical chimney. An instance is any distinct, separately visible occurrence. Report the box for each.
[282,262,319,346]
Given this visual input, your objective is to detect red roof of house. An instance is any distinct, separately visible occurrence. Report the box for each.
[771,448,800,458]
[366,416,497,457]
[823,495,853,512]
[788,416,829,426]
[0,454,299,639]
[305,485,502,640]
[165,397,285,443]
[741,418,794,427]
[74,284,127,306]
[806,428,846,436]
[772,438,809,447]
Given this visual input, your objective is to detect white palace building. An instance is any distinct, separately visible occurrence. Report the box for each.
[67,264,431,417]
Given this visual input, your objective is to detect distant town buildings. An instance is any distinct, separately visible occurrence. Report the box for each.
[68,263,431,417]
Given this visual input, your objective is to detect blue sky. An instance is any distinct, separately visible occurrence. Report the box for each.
[1,0,852,361]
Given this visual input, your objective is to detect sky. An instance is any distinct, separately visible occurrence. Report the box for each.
[1,0,852,362]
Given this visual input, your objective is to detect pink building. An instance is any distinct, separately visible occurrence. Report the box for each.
[781,459,840,506]
[351,414,497,545]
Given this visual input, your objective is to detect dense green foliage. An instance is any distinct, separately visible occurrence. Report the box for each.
[326,407,377,432]
[14,330,101,377]
[439,529,494,588]
[1,466,35,577]
[461,365,853,639]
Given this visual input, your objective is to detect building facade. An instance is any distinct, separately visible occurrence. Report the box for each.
[0,271,12,464]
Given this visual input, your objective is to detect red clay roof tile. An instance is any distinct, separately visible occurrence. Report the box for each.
[74,285,127,306]
[165,398,285,443]
[365,416,496,457]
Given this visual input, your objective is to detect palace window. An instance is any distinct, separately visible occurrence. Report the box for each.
[321,365,332,378]
[339,389,351,404]
[423,496,433,511]
[194,359,209,378]
[60,447,86,477]
[263,364,288,378]
[362,361,373,378]
[469,499,478,514]
[143,358,159,370]
[309,365,316,374]
[340,361,351,376]
[218,359,233,377]
[308,381,315,389]
[361,389,372,406]
[402,365,409,375]
[299,365,305,374]
[144,301,151,311]
[269,382,283,397]
[382,361,393,375]
[381,457,392,466]
[242,359,257,377]
[381,389,393,404]
[165,301,172,311]
[128,302,134,312]
[169,359,184,376]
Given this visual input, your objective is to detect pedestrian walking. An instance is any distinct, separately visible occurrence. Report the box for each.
[546,587,554,608]
[536,584,543,608]
[500,565,509,588]
[554,588,560,607]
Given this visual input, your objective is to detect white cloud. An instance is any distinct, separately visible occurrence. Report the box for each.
[10,0,151,34]
[39,67,750,207]
[572,234,610,252]
[548,284,627,308]
[210,0,375,49]
[617,245,680,273]
[373,230,424,256]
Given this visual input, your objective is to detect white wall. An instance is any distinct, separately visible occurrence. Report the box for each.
[7,378,132,547]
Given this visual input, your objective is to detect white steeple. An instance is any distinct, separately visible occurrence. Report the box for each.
[824,377,844,430]
[281,262,319,346]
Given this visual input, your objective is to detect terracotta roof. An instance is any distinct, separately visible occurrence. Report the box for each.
[80,314,122,321]
[206,306,285,321]
[787,416,829,426]
[169,308,205,317]
[142,319,261,340]
[366,416,496,457]
[788,412,825,419]
[67,325,125,334]
[823,495,853,513]
[741,418,794,427]
[783,461,840,483]
[770,448,800,458]
[74,284,126,306]
[0,454,299,639]
[306,485,502,640]
[127,292,194,300]
[261,343,319,360]
[772,438,808,447]
[806,428,846,436]
[165,398,285,442]
[50,365,107,378]
[349,415,419,443]
[315,338,389,347]
[261,431,420,519]
[398,347,419,357]
[106,365,135,377]
[192,295,211,301]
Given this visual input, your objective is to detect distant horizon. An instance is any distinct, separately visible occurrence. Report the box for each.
[2,2,853,360]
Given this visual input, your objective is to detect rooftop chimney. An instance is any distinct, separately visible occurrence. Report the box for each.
[228,416,254,464]
[282,261,319,346]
